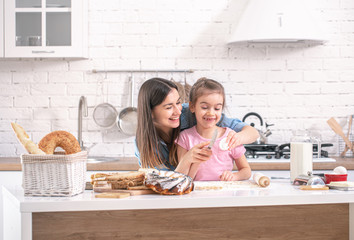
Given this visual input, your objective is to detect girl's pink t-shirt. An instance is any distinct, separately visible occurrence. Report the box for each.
[176,126,246,181]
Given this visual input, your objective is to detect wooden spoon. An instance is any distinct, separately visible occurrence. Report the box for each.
[340,115,353,157]
[327,117,353,151]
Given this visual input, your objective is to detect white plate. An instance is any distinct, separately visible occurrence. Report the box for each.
[327,185,354,191]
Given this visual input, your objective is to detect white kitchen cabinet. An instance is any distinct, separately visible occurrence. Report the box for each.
[0,171,23,240]
[0,0,4,57]
[3,0,87,58]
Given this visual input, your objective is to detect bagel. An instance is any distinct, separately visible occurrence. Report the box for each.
[38,131,81,155]
[11,122,46,155]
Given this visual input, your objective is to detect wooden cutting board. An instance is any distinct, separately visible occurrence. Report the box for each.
[93,186,156,195]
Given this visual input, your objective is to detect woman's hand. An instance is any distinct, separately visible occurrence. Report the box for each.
[220,171,236,181]
[226,125,259,150]
[225,131,243,150]
[184,141,212,164]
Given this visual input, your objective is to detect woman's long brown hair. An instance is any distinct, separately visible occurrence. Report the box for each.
[136,78,180,169]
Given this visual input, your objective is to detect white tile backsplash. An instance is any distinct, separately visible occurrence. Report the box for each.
[0,0,354,157]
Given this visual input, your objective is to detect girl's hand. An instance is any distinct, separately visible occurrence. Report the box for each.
[220,171,236,181]
[185,141,212,164]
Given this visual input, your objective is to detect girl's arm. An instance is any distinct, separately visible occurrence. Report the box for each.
[175,145,192,175]
[220,155,252,181]
[188,163,201,179]
[175,142,212,177]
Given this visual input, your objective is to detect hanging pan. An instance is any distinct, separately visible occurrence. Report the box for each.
[116,75,138,136]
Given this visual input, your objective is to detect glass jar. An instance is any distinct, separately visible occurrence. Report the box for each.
[290,130,321,183]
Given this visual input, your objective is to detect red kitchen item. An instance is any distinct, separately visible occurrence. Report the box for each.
[325,174,348,184]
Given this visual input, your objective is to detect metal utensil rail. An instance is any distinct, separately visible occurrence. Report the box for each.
[91,69,194,73]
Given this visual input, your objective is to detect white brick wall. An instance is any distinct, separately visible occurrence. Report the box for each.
[0,0,353,157]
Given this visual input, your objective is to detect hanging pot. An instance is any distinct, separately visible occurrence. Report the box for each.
[116,75,138,136]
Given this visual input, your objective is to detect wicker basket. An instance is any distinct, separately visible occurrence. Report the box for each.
[21,151,87,197]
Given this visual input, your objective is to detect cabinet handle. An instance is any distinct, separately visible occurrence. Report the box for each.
[32,51,55,54]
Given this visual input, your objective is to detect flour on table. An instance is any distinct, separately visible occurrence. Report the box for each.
[194,180,260,190]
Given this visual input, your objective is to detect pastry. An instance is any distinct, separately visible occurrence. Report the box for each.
[38,130,81,154]
[145,170,194,195]
[11,122,45,155]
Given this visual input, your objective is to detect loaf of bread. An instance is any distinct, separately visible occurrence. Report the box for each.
[92,171,146,190]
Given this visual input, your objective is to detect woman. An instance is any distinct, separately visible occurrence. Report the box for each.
[135,78,258,171]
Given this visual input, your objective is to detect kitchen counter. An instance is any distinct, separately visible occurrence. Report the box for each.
[3,181,354,240]
[1,156,354,171]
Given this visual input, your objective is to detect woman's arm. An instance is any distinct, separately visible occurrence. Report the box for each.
[180,103,259,147]
[226,125,259,149]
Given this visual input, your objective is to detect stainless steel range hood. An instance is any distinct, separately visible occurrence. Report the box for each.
[228,0,327,44]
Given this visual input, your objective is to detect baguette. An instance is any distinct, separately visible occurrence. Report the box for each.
[11,122,46,155]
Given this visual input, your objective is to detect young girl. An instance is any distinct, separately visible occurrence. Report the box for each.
[176,78,252,181]
[135,78,259,172]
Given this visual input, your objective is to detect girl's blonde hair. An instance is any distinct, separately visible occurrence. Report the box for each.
[136,78,180,169]
[189,77,226,108]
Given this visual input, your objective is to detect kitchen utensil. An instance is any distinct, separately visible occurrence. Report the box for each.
[208,129,218,149]
[324,173,348,184]
[306,175,325,186]
[340,115,353,157]
[293,172,326,186]
[327,117,353,150]
[171,77,186,103]
[253,172,270,187]
[93,78,118,129]
[116,75,138,136]
[28,36,41,46]
[183,71,192,103]
[242,112,273,144]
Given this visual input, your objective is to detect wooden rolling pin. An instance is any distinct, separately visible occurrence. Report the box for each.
[253,172,270,187]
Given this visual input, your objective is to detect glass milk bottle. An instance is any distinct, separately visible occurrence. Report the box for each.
[290,130,320,183]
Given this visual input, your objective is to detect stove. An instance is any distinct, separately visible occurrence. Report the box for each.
[245,143,336,163]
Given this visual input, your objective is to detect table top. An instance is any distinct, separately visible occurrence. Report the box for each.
[3,180,354,213]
